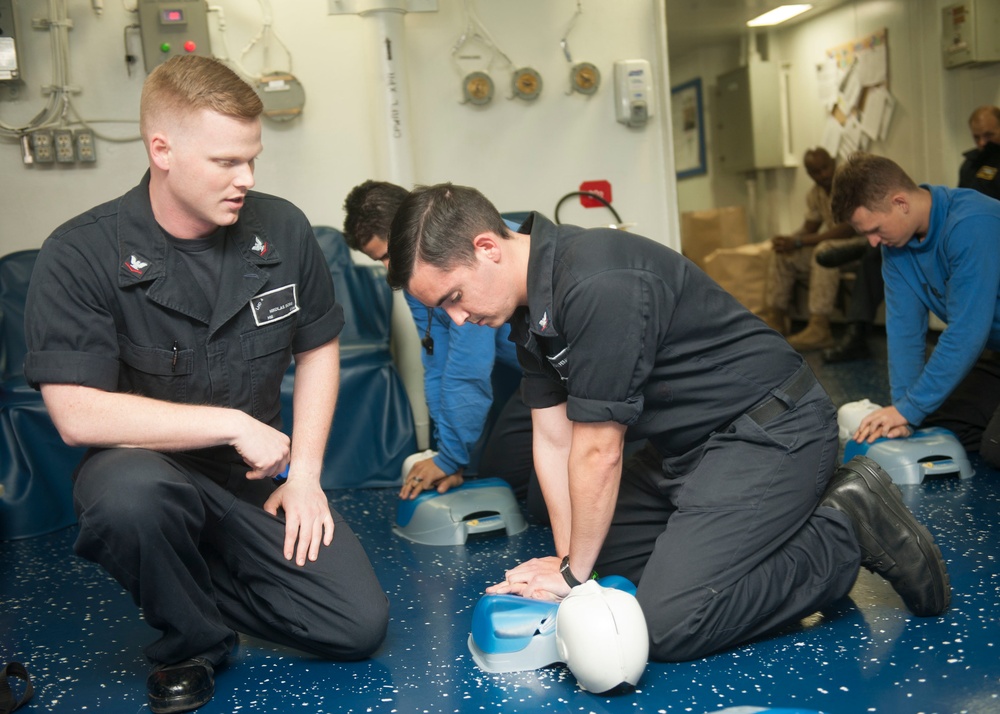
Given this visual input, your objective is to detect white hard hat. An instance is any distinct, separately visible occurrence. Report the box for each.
[555,580,649,693]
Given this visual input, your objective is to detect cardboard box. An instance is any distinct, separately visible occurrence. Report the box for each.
[680,206,750,270]
[703,240,773,316]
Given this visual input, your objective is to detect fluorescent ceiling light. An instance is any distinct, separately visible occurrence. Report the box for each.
[747,4,812,27]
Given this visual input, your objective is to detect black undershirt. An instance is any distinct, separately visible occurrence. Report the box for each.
[164,227,227,310]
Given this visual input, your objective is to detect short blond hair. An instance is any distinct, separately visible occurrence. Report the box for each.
[140,56,262,141]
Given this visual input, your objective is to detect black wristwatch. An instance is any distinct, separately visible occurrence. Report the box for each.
[560,555,583,588]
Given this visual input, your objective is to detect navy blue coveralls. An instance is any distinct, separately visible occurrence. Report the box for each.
[509,213,861,662]
[24,173,389,666]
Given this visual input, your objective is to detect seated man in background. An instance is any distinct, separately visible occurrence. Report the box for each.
[23,56,388,714]
[343,180,544,522]
[761,147,860,351]
[832,152,1000,468]
[386,182,949,663]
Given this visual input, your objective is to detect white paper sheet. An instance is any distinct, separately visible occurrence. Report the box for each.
[860,85,888,140]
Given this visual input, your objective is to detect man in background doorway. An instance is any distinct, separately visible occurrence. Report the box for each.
[959,105,1000,200]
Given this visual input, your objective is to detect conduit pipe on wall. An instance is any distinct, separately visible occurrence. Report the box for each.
[329,0,438,186]
[366,6,414,187]
[328,0,438,449]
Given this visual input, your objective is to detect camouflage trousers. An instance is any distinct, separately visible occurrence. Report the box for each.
[766,237,867,315]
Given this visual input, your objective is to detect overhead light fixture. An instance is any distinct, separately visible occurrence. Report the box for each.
[747,4,813,27]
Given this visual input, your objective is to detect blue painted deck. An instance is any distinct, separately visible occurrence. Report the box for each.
[2,333,999,714]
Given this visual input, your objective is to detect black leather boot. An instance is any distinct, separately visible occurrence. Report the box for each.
[147,658,215,714]
[821,456,950,617]
[822,322,871,363]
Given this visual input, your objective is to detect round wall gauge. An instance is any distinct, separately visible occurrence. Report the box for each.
[255,73,306,122]
[512,67,543,101]
[463,71,495,105]
[570,62,600,95]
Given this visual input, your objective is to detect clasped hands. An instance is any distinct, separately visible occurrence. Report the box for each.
[486,556,572,602]
[853,405,913,443]
[399,457,464,499]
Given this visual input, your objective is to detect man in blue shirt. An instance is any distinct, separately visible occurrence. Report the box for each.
[343,181,542,519]
[832,153,1000,467]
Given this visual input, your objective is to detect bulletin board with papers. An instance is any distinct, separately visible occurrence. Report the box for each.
[816,28,894,161]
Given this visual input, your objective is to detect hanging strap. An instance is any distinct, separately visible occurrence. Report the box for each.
[0,662,33,714]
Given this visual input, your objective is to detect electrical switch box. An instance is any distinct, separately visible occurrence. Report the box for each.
[943,0,1000,68]
[715,61,787,173]
[137,0,212,73]
[0,0,20,81]
[614,60,654,128]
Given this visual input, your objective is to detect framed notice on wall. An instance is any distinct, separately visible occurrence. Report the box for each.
[671,78,707,179]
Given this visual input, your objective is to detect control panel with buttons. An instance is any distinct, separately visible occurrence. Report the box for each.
[137,0,212,73]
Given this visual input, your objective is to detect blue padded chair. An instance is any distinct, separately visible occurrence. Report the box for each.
[0,250,36,387]
[279,227,416,489]
[1,250,85,540]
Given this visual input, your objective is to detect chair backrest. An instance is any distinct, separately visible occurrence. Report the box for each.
[312,226,393,346]
[0,250,40,384]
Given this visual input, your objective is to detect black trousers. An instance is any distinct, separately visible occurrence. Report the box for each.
[72,449,389,666]
[596,382,860,662]
[924,352,1000,467]
[847,246,884,324]
[477,384,547,524]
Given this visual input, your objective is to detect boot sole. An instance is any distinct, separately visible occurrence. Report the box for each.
[148,688,214,714]
[848,456,951,615]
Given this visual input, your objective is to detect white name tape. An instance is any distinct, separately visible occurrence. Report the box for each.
[250,284,299,326]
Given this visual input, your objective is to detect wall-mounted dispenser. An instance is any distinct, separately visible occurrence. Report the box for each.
[614,59,653,128]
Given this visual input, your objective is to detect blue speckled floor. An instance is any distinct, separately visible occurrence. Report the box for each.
[2,330,999,714]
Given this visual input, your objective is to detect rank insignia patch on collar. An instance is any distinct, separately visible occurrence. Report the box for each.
[976,165,998,181]
[250,235,269,256]
[123,254,150,276]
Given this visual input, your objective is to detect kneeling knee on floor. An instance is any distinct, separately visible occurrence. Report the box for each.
[306,599,389,661]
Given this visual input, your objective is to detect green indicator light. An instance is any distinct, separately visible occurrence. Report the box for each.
[160,42,171,53]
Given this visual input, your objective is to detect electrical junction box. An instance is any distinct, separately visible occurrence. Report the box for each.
[715,61,787,173]
[137,0,212,73]
[0,0,20,81]
[943,0,1000,68]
